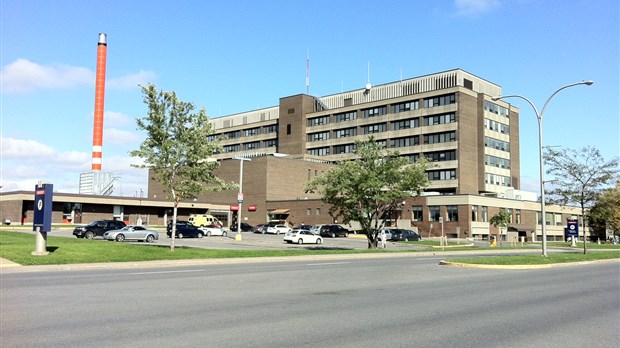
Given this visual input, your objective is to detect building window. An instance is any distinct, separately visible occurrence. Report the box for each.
[471,205,478,222]
[484,137,510,152]
[484,173,512,187]
[427,169,456,181]
[424,113,456,126]
[482,206,488,222]
[264,125,278,134]
[484,118,509,134]
[243,142,260,150]
[307,147,329,156]
[516,209,521,224]
[424,93,455,108]
[412,206,423,221]
[484,101,510,117]
[223,144,240,153]
[447,206,458,222]
[362,106,387,118]
[316,208,321,215]
[362,123,387,135]
[207,134,220,142]
[334,111,357,123]
[333,144,356,154]
[243,127,260,137]
[307,131,330,142]
[307,208,312,216]
[428,206,440,222]
[424,131,456,144]
[334,127,357,138]
[392,100,419,113]
[307,115,330,127]
[263,139,277,148]
[485,155,510,169]
[392,118,419,130]
[391,136,419,148]
[287,124,291,135]
[425,150,456,162]
[225,130,241,139]
[404,153,420,162]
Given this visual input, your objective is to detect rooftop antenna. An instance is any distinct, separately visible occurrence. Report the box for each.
[365,62,372,93]
[306,49,310,94]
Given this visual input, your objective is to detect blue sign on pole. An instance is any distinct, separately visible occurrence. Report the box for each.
[566,218,579,238]
[33,183,53,232]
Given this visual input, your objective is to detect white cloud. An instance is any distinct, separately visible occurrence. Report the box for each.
[0,59,157,94]
[104,127,141,145]
[0,137,147,195]
[104,111,133,127]
[454,0,500,16]
[108,70,157,89]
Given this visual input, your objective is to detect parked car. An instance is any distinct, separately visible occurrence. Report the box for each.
[296,225,312,231]
[390,229,422,242]
[379,228,394,241]
[319,224,349,238]
[266,224,291,235]
[231,222,255,232]
[103,225,159,243]
[284,229,323,244]
[166,220,193,233]
[254,224,268,234]
[73,220,127,239]
[166,221,204,239]
[200,225,228,237]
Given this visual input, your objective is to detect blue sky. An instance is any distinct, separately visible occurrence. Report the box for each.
[1,0,618,196]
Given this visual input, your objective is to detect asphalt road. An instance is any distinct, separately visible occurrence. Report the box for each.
[2,255,618,347]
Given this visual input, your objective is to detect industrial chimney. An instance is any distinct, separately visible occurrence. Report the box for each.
[91,33,107,171]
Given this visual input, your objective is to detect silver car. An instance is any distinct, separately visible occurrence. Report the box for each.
[103,225,159,243]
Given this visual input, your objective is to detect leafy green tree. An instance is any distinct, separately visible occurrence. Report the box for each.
[489,210,511,246]
[589,182,620,240]
[130,84,236,251]
[544,146,619,253]
[305,137,432,249]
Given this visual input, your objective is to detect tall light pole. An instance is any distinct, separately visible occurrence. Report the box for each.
[234,156,251,241]
[493,80,593,256]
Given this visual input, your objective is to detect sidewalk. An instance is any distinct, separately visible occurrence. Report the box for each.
[0,257,21,268]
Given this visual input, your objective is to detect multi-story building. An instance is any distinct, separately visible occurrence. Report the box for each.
[208,69,520,197]
[145,68,587,242]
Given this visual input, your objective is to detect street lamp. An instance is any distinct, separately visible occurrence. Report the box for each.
[234,156,251,241]
[493,80,593,256]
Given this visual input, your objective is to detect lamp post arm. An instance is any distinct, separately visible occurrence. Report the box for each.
[540,81,593,119]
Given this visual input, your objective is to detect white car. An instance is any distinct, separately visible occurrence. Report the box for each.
[199,225,228,237]
[284,229,323,244]
[103,225,159,243]
[266,224,290,235]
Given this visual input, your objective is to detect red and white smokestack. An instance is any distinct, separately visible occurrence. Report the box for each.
[91,33,107,171]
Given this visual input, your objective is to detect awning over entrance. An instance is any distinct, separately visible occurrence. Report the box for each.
[270,209,290,214]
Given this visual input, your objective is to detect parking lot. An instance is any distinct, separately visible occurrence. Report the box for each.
[45,228,423,251]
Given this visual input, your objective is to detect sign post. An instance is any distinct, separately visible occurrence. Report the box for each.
[567,218,579,247]
[32,183,53,256]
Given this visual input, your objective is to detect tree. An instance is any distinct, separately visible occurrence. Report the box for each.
[543,146,619,253]
[589,182,620,240]
[489,210,511,247]
[305,137,432,249]
[130,84,236,251]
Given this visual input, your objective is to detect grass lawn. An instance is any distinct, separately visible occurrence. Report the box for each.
[447,251,620,265]
[0,231,400,266]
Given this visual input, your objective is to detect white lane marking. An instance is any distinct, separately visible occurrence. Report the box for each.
[307,262,351,266]
[130,269,205,275]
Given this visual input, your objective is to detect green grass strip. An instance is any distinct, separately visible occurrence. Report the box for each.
[447,251,620,265]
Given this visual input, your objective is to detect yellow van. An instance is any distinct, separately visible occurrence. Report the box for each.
[188,214,221,227]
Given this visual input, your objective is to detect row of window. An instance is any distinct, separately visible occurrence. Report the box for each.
[212,124,279,141]
[484,101,510,118]
[427,169,456,181]
[485,173,512,187]
[307,113,456,142]
[485,155,510,169]
[307,93,456,127]
[413,205,524,224]
[484,136,510,152]
[222,140,278,153]
[484,118,509,134]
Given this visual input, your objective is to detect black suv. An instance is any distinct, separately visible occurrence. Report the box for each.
[166,220,204,239]
[319,224,350,238]
[73,220,126,239]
